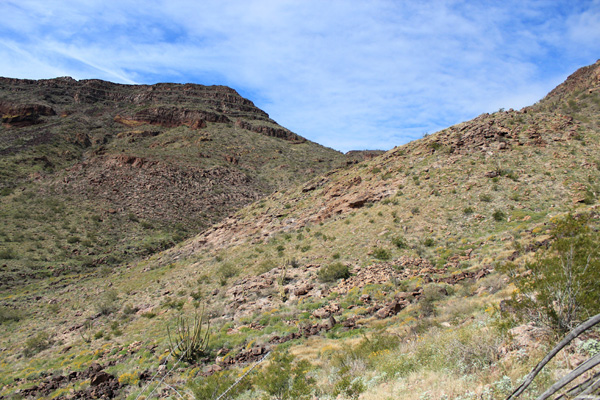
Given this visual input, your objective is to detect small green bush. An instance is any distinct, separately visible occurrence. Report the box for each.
[96,289,120,315]
[463,206,474,215]
[190,290,203,301]
[332,374,365,399]
[0,247,17,259]
[423,238,435,247]
[256,259,276,275]
[583,189,596,205]
[24,331,53,356]
[254,350,315,400]
[190,369,250,399]
[162,298,185,311]
[0,306,23,324]
[501,214,600,332]
[505,170,519,181]
[140,221,153,229]
[122,304,138,315]
[479,194,492,202]
[318,263,350,283]
[492,210,505,221]
[66,236,80,244]
[372,247,391,260]
[127,212,139,222]
[0,187,14,196]
[391,236,407,249]
[217,263,239,284]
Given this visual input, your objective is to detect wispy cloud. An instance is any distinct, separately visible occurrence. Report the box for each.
[0,0,598,152]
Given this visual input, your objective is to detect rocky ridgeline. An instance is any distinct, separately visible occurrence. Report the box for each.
[423,110,580,156]
[538,59,600,105]
[0,76,302,142]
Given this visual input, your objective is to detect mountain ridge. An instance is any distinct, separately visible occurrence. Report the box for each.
[0,76,350,287]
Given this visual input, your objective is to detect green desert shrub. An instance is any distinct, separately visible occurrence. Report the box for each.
[492,210,506,221]
[338,331,401,368]
[96,289,120,316]
[253,350,315,400]
[332,372,365,399]
[391,235,407,249]
[318,263,350,283]
[422,237,435,247]
[318,262,350,282]
[217,263,239,285]
[0,306,23,324]
[372,247,391,260]
[190,369,250,399]
[23,331,53,356]
[501,214,600,332]
[0,247,18,259]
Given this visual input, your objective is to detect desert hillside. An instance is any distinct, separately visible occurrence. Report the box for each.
[1,60,600,400]
[0,77,348,289]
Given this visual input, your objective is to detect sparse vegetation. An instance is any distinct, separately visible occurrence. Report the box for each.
[254,350,315,400]
[372,247,392,260]
[23,331,53,356]
[167,310,211,364]
[502,214,600,332]
[96,289,120,315]
[318,262,350,282]
[1,60,600,400]
[391,235,407,249]
[492,209,506,221]
[190,369,250,400]
[0,306,23,323]
[217,263,239,285]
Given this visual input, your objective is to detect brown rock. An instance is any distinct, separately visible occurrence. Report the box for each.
[322,316,336,330]
[312,308,331,319]
[90,371,113,386]
[293,284,313,296]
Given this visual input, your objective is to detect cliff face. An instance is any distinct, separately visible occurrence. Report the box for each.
[0,77,346,284]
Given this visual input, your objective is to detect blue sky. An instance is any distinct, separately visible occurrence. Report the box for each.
[0,1,599,152]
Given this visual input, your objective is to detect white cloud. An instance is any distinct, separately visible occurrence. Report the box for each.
[0,0,599,152]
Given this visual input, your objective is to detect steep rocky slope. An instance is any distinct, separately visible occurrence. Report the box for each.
[1,60,599,400]
[0,78,347,286]
[174,60,599,257]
